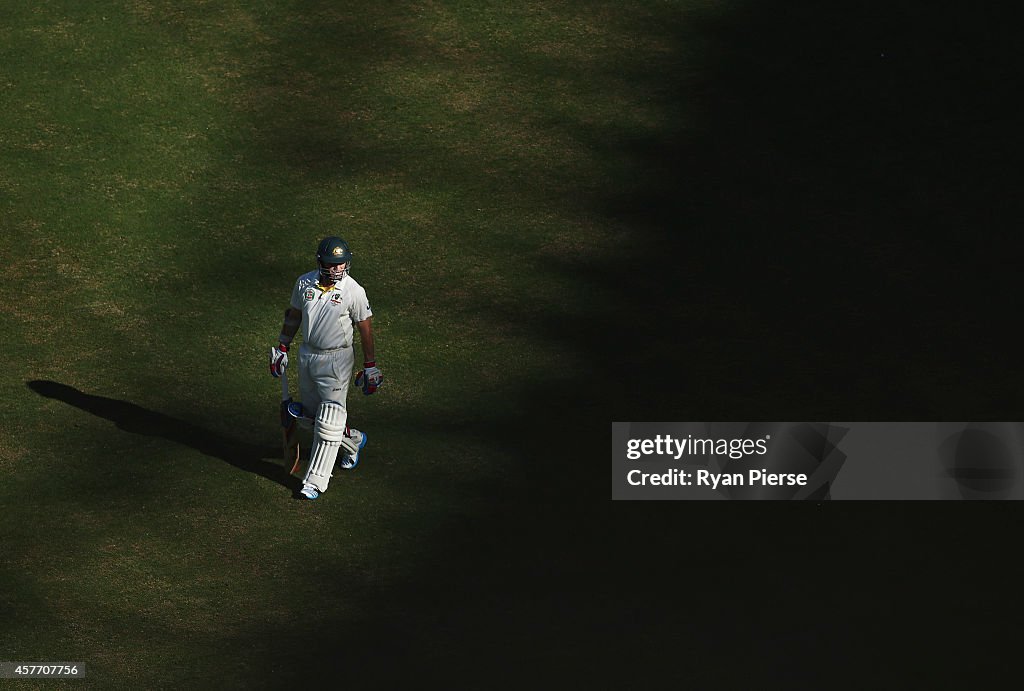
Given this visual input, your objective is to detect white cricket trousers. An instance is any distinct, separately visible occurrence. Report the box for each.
[298,343,354,421]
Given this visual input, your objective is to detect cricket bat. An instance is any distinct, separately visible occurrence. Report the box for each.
[280,368,302,475]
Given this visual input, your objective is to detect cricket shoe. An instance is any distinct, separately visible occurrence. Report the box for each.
[339,430,367,470]
[299,483,320,500]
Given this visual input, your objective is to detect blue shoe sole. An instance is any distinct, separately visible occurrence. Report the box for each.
[341,433,367,469]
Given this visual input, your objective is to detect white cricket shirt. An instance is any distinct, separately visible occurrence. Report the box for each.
[289,271,373,350]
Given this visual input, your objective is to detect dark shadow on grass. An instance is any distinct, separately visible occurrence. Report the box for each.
[439,3,1024,683]
[27,380,297,492]
[589,2,1023,420]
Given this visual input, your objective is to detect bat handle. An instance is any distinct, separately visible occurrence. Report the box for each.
[281,367,291,402]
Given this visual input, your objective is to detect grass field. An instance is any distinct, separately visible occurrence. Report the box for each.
[3,1,1022,687]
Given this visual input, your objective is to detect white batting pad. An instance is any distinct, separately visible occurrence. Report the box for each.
[304,401,348,491]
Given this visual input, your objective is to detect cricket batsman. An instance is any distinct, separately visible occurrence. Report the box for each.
[270,236,384,500]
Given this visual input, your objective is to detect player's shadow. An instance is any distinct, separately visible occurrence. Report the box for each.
[27,380,297,491]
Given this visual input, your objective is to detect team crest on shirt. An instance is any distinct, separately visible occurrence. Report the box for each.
[330,292,343,305]
[304,288,316,301]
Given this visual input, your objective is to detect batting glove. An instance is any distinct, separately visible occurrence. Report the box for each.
[355,362,383,395]
[269,344,289,378]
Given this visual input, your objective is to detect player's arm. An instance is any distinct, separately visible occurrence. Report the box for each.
[354,317,383,394]
[270,307,302,378]
[355,317,374,363]
[280,307,302,346]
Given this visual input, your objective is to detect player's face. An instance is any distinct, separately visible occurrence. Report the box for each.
[319,261,348,284]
